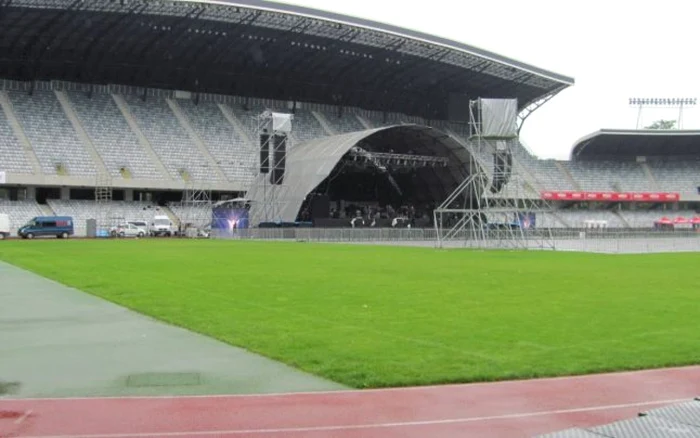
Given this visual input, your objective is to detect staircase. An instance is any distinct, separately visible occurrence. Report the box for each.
[55,91,109,177]
[613,210,631,228]
[39,203,55,216]
[0,91,42,175]
[112,94,172,181]
[510,155,543,195]
[640,162,661,191]
[311,110,337,136]
[356,114,373,130]
[551,211,571,228]
[166,98,227,182]
[160,205,181,227]
[218,104,255,150]
[555,161,581,190]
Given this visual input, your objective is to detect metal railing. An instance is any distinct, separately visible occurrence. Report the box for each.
[211,227,700,254]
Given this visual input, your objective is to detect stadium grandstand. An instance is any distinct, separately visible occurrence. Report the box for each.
[0,0,698,237]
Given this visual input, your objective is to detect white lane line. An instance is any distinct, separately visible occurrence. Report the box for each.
[14,409,32,424]
[18,397,689,438]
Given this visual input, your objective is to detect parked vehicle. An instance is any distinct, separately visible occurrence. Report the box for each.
[110,222,146,238]
[127,221,149,235]
[0,213,10,240]
[18,216,74,239]
[150,215,175,237]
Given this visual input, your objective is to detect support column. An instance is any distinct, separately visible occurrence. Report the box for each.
[124,189,134,202]
[60,187,70,201]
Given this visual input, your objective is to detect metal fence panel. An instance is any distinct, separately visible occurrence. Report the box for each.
[211,228,700,254]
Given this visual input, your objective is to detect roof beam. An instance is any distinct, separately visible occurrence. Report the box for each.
[91,3,150,82]
[135,4,205,65]
[22,0,82,67]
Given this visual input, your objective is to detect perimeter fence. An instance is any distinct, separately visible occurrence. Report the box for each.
[211,228,700,254]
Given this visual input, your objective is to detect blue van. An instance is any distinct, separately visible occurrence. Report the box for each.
[18,216,74,239]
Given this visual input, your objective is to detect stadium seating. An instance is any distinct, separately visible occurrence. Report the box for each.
[288,110,327,143]
[529,160,576,191]
[324,112,366,133]
[225,105,327,145]
[46,199,164,236]
[561,161,653,192]
[177,100,256,185]
[226,105,263,147]
[68,92,161,179]
[0,108,32,173]
[0,199,45,235]
[8,91,96,176]
[167,203,212,227]
[648,160,700,193]
[620,209,698,228]
[556,210,626,228]
[123,95,217,182]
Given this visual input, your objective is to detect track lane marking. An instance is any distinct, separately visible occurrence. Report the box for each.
[14,409,32,424]
[18,397,689,438]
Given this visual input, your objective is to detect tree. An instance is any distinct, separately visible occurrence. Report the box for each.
[645,120,676,130]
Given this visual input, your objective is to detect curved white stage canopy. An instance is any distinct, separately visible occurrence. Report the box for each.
[246,125,479,223]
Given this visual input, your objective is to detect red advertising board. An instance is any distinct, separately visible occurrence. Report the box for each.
[541,191,680,202]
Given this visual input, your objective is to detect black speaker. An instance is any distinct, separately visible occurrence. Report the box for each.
[271,134,286,185]
[259,134,270,174]
[491,152,513,193]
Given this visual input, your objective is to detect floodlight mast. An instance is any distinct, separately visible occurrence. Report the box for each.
[629,97,697,129]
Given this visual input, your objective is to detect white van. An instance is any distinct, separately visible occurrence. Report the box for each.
[0,213,10,240]
[150,215,175,237]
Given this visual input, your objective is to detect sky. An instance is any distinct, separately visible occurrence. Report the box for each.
[276,0,699,159]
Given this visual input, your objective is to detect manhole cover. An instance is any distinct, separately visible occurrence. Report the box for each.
[0,381,20,395]
[126,372,201,387]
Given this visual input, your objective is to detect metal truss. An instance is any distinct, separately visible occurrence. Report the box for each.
[248,110,292,226]
[344,147,449,171]
[94,172,114,237]
[434,99,556,250]
[178,179,213,237]
[517,86,566,134]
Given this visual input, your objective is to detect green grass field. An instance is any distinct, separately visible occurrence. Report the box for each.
[1,239,699,388]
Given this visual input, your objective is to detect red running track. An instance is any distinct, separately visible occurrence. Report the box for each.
[1,366,699,438]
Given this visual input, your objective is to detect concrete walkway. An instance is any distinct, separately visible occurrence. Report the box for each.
[0,262,345,398]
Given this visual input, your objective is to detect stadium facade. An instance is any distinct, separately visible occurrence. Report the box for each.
[0,0,698,236]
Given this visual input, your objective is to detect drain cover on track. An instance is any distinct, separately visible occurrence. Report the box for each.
[0,381,20,395]
[126,372,202,387]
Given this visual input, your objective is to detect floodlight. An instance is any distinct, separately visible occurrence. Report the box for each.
[629,97,696,107]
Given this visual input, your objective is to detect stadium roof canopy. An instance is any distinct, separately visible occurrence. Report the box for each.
[571,129,700,160]
[0,0,574,119]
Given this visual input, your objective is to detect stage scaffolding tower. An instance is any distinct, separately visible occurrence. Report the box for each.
[248,110,292,226]
[178,171,213,237]
[434,98,555,250]
[95,172,114,237]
